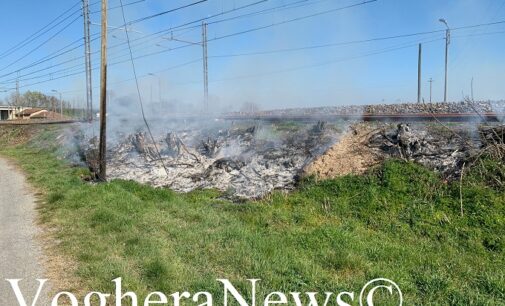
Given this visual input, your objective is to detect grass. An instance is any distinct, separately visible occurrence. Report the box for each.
[0,126,504,305]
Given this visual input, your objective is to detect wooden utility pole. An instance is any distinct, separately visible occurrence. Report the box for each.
[417,43,422,103]
[98,0,108,181]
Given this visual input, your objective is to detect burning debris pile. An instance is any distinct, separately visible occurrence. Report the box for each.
[72,118,502,198]
[367,123,477,178]
[80,122,339,199]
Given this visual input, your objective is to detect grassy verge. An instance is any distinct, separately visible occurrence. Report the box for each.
[1,126,504,305]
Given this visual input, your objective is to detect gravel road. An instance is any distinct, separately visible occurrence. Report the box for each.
[0,158,49,305]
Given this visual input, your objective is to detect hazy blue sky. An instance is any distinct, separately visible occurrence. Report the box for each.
[0,0,504,111]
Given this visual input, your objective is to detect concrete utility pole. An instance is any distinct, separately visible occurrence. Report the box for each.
[439,18,450,103]
[202,22,209,112]
[82,0,93,122]
[167,23,210,113]
[428,78,433,103]
[417,43,422,104]
[98,0,108,181]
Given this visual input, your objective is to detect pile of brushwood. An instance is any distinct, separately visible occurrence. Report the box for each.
[367,123,504,183]
[72,120,504,199]
[77,122,339,199]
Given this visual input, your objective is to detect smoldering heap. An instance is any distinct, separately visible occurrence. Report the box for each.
[367,123,478,179]
[80,122,339,199]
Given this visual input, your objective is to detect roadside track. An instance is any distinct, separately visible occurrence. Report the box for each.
[0,158,49,304]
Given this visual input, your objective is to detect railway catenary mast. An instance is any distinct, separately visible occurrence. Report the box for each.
[82,0,93,121]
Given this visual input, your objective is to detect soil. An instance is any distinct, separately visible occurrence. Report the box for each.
[303,124,382,179]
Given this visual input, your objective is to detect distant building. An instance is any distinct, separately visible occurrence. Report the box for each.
[0,106,68,121]
[16,108,67,120]
[0,105,21,120]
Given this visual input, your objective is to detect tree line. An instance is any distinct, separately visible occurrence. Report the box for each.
[2,91,73,111]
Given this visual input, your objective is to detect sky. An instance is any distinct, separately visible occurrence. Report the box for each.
[0,0,504,112]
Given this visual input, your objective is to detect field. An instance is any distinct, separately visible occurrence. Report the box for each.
[0,125,504,305]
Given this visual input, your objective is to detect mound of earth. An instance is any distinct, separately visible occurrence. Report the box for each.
[303,124,382,178]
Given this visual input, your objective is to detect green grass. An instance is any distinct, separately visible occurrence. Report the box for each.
[1,127,504,305]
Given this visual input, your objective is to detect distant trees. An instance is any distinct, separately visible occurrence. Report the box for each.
[3,90,71,111]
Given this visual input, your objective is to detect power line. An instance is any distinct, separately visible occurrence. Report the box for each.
[0,0,81,59]
[4,6,505,90]
[0,0,220,80]
[0,0,271,81]
[3,0,505,83]
[100,0,271,54]
[102,0,305,52]
[13,36,440,90]
[114,0,378,61]
[4,27,498,89]
[0,14,82,72]
[125,0,208,25]
[64,37,444,91]
[59,59,202,94]
[117,0,170,176]
[0,0,315,81]
[91,0,381,68]
[209,34,446,58]
[6,24,505,88]
[0,1,145,79]
[0,30,197,85]
[89,0,146,14]
[452,29,505,38]
[207,38,444,84]
[181,0,324,31]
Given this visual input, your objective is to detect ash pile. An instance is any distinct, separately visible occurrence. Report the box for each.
[81,122,339,199]
[367,123,478,178]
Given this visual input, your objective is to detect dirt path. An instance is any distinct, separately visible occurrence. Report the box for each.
[0,158,49,304]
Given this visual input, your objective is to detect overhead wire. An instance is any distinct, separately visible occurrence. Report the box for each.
[3,1,505,91]
[0,0,368,80]
[0,0,82,59]
[125,0,208,25]
[0,0,272,81]
[0,14,82,72]
[10,25,505,92]
[0,0,145,79]
[3,28,500,88]
[207,38,445,84]
[117,0,171,176]
[89,0,146,14]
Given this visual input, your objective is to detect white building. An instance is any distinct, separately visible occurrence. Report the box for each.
[0,106,32,121]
